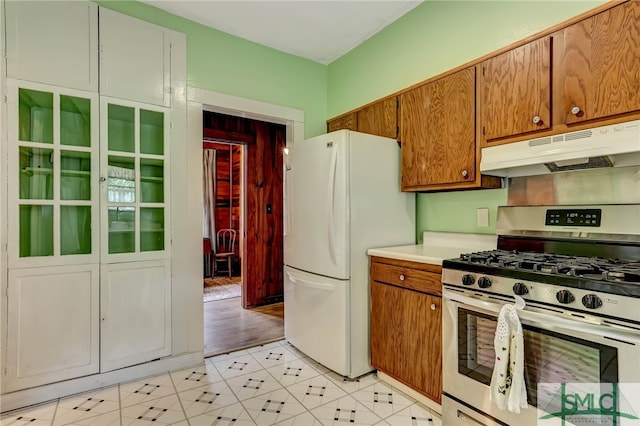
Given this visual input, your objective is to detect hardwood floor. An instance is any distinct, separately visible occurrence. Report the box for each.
[204,296,284,357]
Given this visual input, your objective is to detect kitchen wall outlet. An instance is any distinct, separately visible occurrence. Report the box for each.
[477,208,490,227]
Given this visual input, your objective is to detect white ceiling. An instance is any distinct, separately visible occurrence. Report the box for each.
[140,0,423,64]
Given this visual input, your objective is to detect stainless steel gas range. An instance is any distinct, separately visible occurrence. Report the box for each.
[441,204,640,426]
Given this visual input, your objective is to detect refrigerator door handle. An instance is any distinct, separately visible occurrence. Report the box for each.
[287,271,335,291]
[327,146,338,266]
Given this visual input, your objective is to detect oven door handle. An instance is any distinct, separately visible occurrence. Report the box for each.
[444,290,640,345]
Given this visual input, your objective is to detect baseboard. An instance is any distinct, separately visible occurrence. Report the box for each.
[377,370,443,416]
[1,351,204,413]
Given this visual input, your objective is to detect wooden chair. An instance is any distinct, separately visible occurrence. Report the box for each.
[214,229,236,277]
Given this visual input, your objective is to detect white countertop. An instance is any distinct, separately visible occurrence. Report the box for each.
[367,231,497,265]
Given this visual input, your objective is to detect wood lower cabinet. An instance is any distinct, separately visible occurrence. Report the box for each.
[370,256,442,404]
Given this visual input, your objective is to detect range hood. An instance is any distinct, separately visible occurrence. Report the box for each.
[480,119,640,177]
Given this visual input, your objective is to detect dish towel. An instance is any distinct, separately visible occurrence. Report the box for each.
[489,296,528,413]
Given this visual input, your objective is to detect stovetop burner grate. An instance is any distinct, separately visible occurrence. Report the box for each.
[458,250,640,284]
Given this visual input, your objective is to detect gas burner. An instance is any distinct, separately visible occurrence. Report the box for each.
[456,250,640,284]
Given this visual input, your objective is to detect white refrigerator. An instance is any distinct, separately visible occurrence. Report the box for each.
[284,129,415,378]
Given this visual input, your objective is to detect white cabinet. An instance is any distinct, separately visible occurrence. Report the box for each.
[100,260,171,372]
[6,80,100,270]
[5,1,98,92]
[6,265,100,392]
[100,97,170,264]
[99,8,171,107]
[2,4,176,393]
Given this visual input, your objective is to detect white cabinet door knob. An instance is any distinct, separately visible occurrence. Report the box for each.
[461,170,468,178]
[571,106,581,115]
[431,304,437,310]
[399,274,405,281]
[532,116,542,124]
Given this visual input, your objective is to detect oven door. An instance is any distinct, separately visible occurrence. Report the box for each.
[442,288,640,426]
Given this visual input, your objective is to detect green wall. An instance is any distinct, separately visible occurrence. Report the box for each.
[327,0,605,239]
[95,1,328,139]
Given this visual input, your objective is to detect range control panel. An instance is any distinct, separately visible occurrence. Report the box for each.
[545,209,602,227]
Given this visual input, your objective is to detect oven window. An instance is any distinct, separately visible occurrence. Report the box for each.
[457,308,619,406]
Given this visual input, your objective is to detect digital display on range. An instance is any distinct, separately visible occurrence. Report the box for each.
[545,209,602,227]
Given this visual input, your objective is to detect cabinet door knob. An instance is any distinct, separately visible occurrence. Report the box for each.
[461,170,468,178]
[571,106,581,115]
[532,116,542,124]
[399,274,405,281]
[431,303,437,310]
[100,176,106,182]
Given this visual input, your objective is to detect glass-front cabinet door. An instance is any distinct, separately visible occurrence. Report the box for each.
[100,97,169,263]
[7,80,99,268]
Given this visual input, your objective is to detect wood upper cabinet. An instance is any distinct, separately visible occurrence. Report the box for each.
[327,112,357,133]
[480,37,551,142]
[327,97,397,138]
[554,1,640,125]
[370,257,442,404]
[357,97,397,139]
[400,67,478,191]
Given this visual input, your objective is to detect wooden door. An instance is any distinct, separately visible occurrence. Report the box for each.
[203,112,285,308]
[481,38,551,142]
[357,97,397,138]
[400,67,476,190]
[370,281,442,403]
[554,1,640,125]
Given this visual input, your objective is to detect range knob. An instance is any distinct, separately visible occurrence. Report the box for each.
[556,290,575,304]
[478,277,492,289]
[462,274,475,286]
[513,282,529,296]
[582,294,603,310]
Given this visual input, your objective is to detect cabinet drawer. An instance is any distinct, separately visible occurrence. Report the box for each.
[371,262,441,296]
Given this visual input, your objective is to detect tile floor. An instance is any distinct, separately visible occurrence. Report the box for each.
[0,340,442,426]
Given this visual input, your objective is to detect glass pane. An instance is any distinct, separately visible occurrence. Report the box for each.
[60,206,91,255]
[19,88,53,143]
[107,156,135,203]
[19,147,53,199]
[140,109,164,155]
[108,104,134,153]
[108,206,135,254]
[61,150,91,200]
[140,158,164,203]
[60,95,91,147]
[140,207,164,252]
[19,204,53,257]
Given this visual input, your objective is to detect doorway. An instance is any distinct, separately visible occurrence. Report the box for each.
[201,110,286,356]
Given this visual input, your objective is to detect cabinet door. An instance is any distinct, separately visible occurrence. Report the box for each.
[100,260,171,372]
[6,265,99,391]
[400,68,476,190]
[327,112,357,133]
[370,281,442,403]
[357,98,397,138]
[5,1,98,92]
[99,8,171,107]
[7,80,99,269]
[100,97,170,264]
[481,38,551,141]
[555,1,640,125]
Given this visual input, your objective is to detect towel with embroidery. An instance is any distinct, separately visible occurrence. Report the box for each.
[489,303,528,413]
